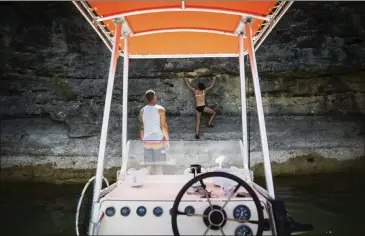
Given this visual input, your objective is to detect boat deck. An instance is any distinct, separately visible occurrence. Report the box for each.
[102,175,265,202]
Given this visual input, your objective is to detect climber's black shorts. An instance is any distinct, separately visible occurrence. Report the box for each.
[196,105,206,113]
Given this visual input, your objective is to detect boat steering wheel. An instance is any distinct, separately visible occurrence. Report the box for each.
[171,171,265,236]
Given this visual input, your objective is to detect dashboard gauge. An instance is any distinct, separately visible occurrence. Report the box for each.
[184,206,195,215]
[105,207,115,217]
[136,206,147,217]
[234,224,253,236]
[153,207,163,217]
[233,205,251,220]
[120,207,130,216]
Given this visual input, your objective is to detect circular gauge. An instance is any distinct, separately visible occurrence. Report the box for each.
[153,207,163,217]
[235,225,253,236]
[136,206,147,217]
[120,207,130,216]
[233,205,251,220]
[184,206,195,215]
[105,207,115,217]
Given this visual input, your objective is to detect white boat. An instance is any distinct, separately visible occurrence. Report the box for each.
[73,1,313,235]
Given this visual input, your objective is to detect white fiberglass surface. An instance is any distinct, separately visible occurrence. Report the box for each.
[124,140,245,175]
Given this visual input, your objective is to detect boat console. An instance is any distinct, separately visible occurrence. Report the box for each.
[91,141,260,235]
[85,140,311,236]
[99,172,268,235]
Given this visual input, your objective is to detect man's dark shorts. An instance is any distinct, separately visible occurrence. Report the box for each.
[143,141,166,165]
[144,147,166,164]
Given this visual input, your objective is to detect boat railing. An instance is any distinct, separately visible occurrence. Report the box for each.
[118,140,131,181]
[239,139,249,170]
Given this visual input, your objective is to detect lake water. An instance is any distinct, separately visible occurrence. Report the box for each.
[1,172,364,235]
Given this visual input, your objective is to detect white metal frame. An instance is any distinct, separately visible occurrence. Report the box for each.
[239,33,249,171]
[129,53,240,59]
[245,20,275,199]
[79,1,112,40]
[89,20,123,235]
[133,28,237,37]
[121,34,130,154]
[72,1,112,52]
[92,21,122,205]
[254,1,293,51]
[96,7,271,22]
[73,1,295,233]
[119,140,131,181]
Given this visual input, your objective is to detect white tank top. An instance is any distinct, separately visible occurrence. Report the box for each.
[142,104,164,140]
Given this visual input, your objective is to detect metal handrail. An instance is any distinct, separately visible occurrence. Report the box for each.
[75,176,109,236]
[119,140,131,181]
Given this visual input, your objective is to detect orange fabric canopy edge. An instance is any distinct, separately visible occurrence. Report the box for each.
[86,1,279,56]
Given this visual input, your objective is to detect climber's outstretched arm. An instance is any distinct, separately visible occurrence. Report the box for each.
[206,77,216,91]
[184,78,195,92]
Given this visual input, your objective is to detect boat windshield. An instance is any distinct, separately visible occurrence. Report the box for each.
[123,140,246,175]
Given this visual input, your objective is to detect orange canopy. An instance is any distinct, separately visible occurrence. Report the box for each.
[73,1,292,58]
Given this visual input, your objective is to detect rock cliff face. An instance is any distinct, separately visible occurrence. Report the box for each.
[1,2,364,182]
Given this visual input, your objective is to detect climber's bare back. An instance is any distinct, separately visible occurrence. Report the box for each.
[195,89,206,106]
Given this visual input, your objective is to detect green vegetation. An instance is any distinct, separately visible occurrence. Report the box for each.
[54,75,74,101]
[2,155,365,184]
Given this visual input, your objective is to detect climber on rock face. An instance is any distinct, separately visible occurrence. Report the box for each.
[184,77,216,139]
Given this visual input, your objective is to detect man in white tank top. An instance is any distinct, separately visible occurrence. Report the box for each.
[139,90,169,174]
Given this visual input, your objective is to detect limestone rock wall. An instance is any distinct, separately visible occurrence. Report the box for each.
[0,2,364,181]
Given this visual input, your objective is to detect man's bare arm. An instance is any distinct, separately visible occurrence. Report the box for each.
[184,78,195,92]
[206,77,216,91]
[159,109,169,141]
[139,109,144,140]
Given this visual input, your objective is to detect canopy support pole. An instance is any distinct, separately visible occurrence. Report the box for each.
[122,35,130,154]
[239,34,249,170]
[89,20,122,234]
[245,20,275,199]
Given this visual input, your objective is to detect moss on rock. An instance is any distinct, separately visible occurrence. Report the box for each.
[0,164,119,184]
[252,154,365,177]
[1,155,365,184]
[54,77,74,101]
